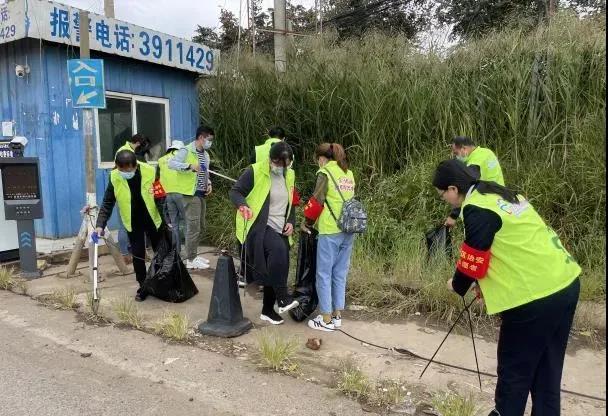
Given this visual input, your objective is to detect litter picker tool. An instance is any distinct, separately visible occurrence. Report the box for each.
[419,296,477,382]
[209,169,237,183]
[463,296,482,390]
[89,231,101,314]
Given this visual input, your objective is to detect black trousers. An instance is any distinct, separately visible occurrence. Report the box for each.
[261,227,290,312]
[493,277,580,416]
[127,222,161,286]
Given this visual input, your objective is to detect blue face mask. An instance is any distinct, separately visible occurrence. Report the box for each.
[119,170,135,180]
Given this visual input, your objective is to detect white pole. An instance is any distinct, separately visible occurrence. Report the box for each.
[209,169,237,183]
[273,0,286,72]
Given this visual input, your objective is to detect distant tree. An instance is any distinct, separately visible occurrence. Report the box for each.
[192,25,221,49]
[436,0,606,40]
[324,0,431,39]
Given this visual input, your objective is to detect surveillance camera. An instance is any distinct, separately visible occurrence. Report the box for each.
[15,64,30,78]
[9,137,28,157]
[10,137,28,148]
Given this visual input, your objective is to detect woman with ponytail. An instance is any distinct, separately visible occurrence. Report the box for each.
[302,143,356,331]
[433,159,581,416]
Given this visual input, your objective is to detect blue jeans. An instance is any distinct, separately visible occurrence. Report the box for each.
[165,193,186,254]
[316,232,355,314]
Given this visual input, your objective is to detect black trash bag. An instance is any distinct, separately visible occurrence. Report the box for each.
[143,230,198,303]
[425,225,452,259]
[289,229,319,322]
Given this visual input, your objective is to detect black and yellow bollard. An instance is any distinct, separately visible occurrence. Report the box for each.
[198,252,253,337]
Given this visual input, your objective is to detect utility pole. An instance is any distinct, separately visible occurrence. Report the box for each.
[104,0,115,18]
[66,9,127,278]
[273,0,286,72]
[237,0,243,71]
[548,0,557,18]
[319,0,323,34]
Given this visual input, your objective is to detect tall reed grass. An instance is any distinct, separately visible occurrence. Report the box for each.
[201,14,606,313]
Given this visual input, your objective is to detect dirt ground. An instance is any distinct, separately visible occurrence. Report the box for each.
[7,250,607,415]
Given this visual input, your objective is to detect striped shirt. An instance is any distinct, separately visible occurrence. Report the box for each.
[196,149,208,194]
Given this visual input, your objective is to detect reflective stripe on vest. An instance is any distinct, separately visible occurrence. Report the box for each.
[235,160,295,245]
[462,190,580,315]
[110,163,162,232]
[316,161,355,235]
[171,144,199,196]
[255,138,282,163]
[158,151,180,194]
[466,147,505,186]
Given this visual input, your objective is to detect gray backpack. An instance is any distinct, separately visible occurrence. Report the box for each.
[323,169,368,234]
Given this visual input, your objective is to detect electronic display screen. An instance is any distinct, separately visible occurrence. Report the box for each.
[1,164,40,200]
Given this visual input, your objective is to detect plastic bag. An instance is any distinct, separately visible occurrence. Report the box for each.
[425,225,452,259]
[143,230,198,303]
[289,229,319,322]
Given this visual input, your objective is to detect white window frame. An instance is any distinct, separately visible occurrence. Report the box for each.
[95,91,171,169]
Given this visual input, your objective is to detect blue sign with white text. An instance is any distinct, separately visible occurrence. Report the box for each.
[67,59,106,108]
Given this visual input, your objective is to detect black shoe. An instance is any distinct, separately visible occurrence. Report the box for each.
[277,297,299,314]
[260,309,284,325]
[135,290,148,302]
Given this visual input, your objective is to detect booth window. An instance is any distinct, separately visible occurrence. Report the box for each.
[96,93,170,167]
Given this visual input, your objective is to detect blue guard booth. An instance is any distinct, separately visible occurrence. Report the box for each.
[0,0,218,240]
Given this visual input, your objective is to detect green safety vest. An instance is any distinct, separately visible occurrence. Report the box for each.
[461,190,580,315]
[110,163,162,232]
[465,147,504,186]
[235,160,295,245]
[158,151,180,193]
[316,161,355,235]
[116,141,134,156]
[254,138,282,163]
[171,143,200,196]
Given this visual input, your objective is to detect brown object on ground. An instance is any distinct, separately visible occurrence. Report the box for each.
[306,338,322,351]
[123,255,133,265]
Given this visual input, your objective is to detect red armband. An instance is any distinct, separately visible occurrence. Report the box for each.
[456,243,491,280]
[303,196,324,221]
[152,180,166,199]
[292,188,301,207]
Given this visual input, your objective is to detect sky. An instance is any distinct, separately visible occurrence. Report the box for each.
[57,0,317,40]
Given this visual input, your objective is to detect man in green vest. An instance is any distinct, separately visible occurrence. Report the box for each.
[95,150,163,301]
[114,133,152,263]
[168,125,214,270]
[445,136,505,227]
[157,140,185,254]
[253,126,285,163]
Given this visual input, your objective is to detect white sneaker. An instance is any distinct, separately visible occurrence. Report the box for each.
[260,313,284,325]
[308,315,335,332]
[331,317,342,329]
[195,256,210,264]
[192,257,210,269]
[186,259,209,270]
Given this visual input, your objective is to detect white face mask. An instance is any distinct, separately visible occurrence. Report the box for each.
[119,170,135,180]
[203,139,213,150]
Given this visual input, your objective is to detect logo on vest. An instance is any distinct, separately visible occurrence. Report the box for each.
[497,198,529,217]
[338,177,354,192]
